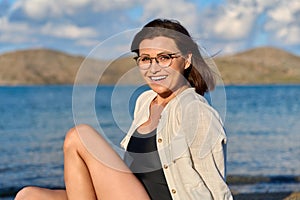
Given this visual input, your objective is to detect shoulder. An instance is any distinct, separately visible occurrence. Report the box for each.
[175,88,210,112]
[177,88,223,124]
[177,88,208,105]
[136,89,156,101]
[134,89,156,112]
[135,89,156,105]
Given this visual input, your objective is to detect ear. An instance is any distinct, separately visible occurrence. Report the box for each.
[184,53,192,69]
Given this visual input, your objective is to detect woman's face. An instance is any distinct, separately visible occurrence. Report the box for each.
[138,36,189,97]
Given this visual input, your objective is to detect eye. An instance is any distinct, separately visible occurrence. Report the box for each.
[139,56,151,62]
[157,54,171,62]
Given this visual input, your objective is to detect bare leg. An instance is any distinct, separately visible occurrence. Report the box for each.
[15,124,150,200]
[15,187,67,200]
[64,124,150,200]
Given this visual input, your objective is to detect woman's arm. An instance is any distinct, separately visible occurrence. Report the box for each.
[183,101,233,200]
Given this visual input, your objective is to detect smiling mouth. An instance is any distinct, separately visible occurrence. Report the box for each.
[150,75,167,81]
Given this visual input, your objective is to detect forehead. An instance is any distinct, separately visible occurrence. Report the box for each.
[139,36,179,54]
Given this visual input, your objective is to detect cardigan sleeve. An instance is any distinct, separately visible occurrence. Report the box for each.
[182,101,233,200]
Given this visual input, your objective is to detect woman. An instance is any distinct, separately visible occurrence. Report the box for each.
[15,19,233,200]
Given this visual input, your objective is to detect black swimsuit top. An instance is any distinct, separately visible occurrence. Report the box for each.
[125,129,172,200]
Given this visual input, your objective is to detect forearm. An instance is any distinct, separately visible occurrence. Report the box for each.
[191,146,233,200]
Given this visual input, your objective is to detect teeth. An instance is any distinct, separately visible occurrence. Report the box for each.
[150,76,167,81]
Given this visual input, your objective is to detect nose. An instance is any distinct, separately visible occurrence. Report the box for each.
[149,58,161,73]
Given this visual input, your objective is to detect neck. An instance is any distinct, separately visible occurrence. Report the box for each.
[155,85,189,106]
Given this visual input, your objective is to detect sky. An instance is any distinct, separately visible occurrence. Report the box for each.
[0,0,300,57]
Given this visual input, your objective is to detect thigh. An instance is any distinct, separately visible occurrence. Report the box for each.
[71,124,150,200]
[75,124,129,172]
[15,187,67,200]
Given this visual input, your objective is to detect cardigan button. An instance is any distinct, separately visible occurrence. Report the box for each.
[163,164,168,169]
[171,189,176,194]
[158,138,163,143]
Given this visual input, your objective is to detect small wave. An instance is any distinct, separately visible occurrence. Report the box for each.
[0,186,22,198]
[227,175,300,185]
[0,186,65,198]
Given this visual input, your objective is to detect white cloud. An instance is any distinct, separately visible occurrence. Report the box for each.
[208,0,266,41]
[0,33,32,44]
[41,23,98,39]
[90,0,137,12]
[0,16,35,43]
[263,0,300,47]
[75,38,100,47]
[12,0,138,20]
[273,25,300,45]
[213,9,256,40]
[140,0,198,33]
[285,26,300,44]
[0,15,97,44]
[268,5,293,23]
[194,0,300,54]
[0,17,34,40]
[10,0,61,19]
[0,17,28,32]
[1,0,299,55]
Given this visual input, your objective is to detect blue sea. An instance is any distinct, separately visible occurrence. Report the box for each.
[1,85,300,198]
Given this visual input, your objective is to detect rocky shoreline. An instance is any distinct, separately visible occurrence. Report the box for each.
[234,192,300,200]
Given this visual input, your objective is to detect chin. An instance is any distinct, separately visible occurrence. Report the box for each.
[149,83,172,96]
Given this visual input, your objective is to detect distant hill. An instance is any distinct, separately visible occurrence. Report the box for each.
[215,47,300,84]
[0,47,299,85]
[0,49,84,85]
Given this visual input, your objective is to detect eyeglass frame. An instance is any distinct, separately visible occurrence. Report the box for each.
[133,52,181,69]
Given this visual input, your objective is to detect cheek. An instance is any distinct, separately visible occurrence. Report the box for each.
[139,69,148,79]
[169,64,185,78]
[170,71,185,84]
[170,59,186,73]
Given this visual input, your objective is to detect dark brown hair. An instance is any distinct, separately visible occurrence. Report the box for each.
[131,18,216,96]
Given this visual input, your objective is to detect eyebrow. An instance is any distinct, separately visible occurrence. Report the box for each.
[139,51,175,56]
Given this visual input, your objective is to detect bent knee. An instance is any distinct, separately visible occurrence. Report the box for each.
[15,186,40,200]
[64,124,97,151]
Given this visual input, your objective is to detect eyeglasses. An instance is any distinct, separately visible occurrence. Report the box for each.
[134,52,181,70]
